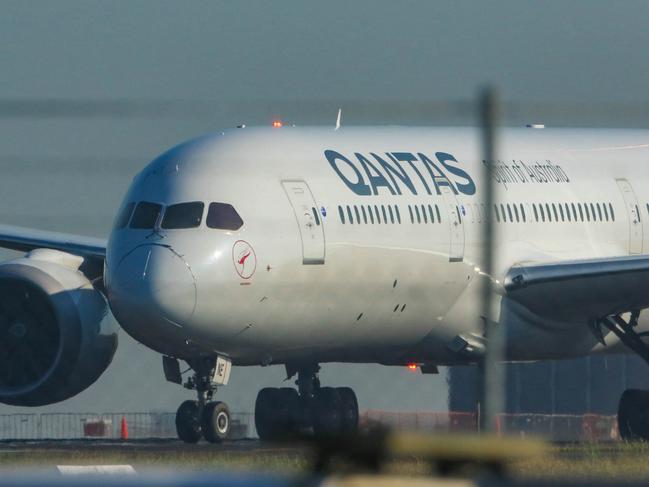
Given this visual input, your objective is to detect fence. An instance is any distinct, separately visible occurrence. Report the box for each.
[0,412,255,441]
[0,411,619,441]
[362,410,619,442]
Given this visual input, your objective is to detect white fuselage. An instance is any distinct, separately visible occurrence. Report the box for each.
[104,126,649,366]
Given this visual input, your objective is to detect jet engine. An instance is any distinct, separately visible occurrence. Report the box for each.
[0,249,117,406]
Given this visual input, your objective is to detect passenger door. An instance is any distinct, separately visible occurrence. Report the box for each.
[616,178,643,254]
[440,185,465,262]
[281,180,325,265]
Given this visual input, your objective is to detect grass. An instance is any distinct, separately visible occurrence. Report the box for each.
[2,440,649,480]
[512,442,649,480]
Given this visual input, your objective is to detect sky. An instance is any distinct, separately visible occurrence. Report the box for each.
[1,1,648,417]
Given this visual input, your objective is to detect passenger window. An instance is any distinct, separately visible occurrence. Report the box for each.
[500,204,507,222]
[584,204,590,221]
[162,201,204,229]
[545,203,552,222]
[388,206,395,224]
[596,203,602,222]
[206,202,243,230]
[130,202,162,229]
[381,205,388,223]
[311,207,321,226]
[338,206,345,224]
[414,205,421,224]
[346,205,354,224]
[494,205,501,222]
[558,204,564,222]
[374,205,381,224]
[578,204,584,221]
[395,205,402,224]
[609,203,615,221]
[435,205,442,222]
[354,206,361,224]
[533,204,538,222]
[421,204,428,224]
[590,203,596,221]
[367,205,375,224]
[361,206,368,224]
[114,202,135,229]
[507,204,513,222]
[520,203,526,223]
[552,204,558,221]
[428,205,435,223]
[571,203,578,221]
[408,205,414,224]
[603,203,609,221]
[539,204,545,222]
[564,203,571,222]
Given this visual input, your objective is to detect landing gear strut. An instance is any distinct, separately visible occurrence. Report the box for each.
[254,363,359,441]
[598,311,649,441]
[171,356,232,443]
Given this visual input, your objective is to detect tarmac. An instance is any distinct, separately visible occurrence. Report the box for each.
[0,438,276,453]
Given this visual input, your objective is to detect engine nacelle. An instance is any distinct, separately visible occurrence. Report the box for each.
[0,249,117,406]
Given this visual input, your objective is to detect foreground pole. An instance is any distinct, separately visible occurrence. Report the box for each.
[478,87,504,433]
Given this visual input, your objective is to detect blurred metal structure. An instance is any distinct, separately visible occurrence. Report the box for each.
[478,87,505,433]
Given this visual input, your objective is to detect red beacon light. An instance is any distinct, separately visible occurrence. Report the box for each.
[407,363,418,372]
[272,120,283,128]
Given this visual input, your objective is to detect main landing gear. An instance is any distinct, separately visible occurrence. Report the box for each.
[596,311,649,441]
[254,363,359,440]
[165,356,232,444]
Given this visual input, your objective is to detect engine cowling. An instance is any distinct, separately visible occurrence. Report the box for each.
[0,249,117,406]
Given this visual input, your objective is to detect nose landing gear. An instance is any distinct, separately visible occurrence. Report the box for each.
[166,356,232,443]
[254,363,359,441]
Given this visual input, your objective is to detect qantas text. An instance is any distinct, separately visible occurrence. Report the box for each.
[325,150,476,197]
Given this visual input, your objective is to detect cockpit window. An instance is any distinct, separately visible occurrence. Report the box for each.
[206,202,244,230]
[161,202,204,229]
[114,202,135,229]
[129,202,162,229]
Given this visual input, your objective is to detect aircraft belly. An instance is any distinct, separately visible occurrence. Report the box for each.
[187,242,469,363]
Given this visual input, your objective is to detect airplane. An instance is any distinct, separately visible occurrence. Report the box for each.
[2,124,649,443]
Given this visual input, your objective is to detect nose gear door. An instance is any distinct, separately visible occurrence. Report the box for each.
[281,180,325,265]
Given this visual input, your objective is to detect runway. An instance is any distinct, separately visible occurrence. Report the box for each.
[0,438,277,453]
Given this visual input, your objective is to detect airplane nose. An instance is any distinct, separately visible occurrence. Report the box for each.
[109,244,197,328]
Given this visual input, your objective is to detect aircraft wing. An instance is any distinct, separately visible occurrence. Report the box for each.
[504,255,649,322]
[0,223,106,260]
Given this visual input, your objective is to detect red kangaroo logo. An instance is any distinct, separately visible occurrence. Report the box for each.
[238,251,251,266]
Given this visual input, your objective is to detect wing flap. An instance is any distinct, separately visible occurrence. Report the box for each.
[0,224,106,260]
[504,255,649,321]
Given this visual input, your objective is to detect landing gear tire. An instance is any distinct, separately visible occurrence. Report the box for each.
[255,388,300,440]
[337,387,359,433]
[255,388,281,441]
[618,389,649,441]
[202,401,231,443]
[313,387,342,436]
[176,400,202,444]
